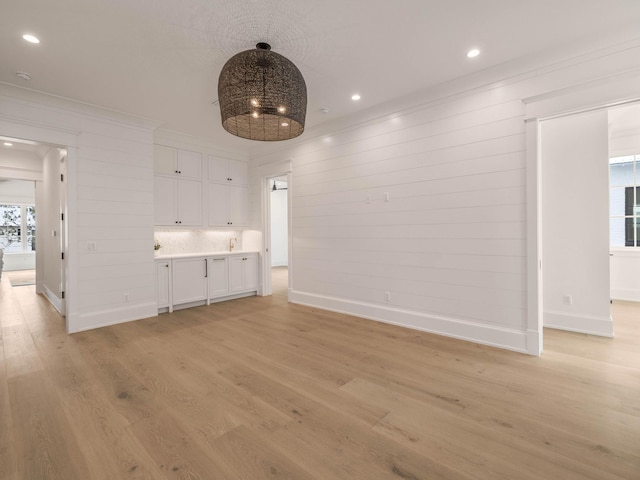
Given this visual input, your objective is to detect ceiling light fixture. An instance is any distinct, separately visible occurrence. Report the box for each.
[467,48,480,58]
[22,34,40,44]
[218,42,307,141]
[3,142,13,147]
[351,94,361,101]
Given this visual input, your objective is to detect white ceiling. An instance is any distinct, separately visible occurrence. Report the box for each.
[3,0,640,151]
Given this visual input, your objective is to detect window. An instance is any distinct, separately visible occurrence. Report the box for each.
[0,205,36,253]
[610,155,639,247]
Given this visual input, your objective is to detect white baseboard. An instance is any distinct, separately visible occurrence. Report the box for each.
[67,301,158,333]
[611,288,640,303]
[289,290,535,355]
[543,310,614,337]
[43,284,63,314]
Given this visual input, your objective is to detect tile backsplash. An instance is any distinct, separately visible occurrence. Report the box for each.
[154,229,242,255]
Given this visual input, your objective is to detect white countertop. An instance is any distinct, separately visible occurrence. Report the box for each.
[155,250,259,260]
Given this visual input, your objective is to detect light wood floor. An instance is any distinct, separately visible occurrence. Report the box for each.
[1,272,639,479]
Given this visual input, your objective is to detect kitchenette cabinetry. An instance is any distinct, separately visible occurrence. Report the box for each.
[156,260,171,309]
[172,257,208,305]
[154,176,203,226]
[208,256,229,298]
[207,155,249,227]
[229,255,258,293]
[155,252,258,312]
[153,146,204,226]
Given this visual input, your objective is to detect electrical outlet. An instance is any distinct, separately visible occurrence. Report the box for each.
[563,295,573,305]
[384,192,390,202]
[124,293,130,302]
[384,291,391,302]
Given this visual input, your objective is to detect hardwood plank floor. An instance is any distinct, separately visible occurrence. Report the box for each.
[1,272,639,479]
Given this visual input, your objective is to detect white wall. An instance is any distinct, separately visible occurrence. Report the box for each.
[0,179,35,204]
[0,148,42,181]
[541,111,613,336]
[270,187,288,266]
[0,85,158,333]
[249,34,640,354]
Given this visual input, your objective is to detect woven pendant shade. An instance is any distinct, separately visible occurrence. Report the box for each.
[218,43,307,141]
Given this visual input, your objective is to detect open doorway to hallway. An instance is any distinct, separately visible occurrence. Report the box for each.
[269,176,289,297]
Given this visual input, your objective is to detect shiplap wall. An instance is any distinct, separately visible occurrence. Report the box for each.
[73,127,156,330]
[251,37,640,354]
[253,92,528,351]
[0,87,157,332]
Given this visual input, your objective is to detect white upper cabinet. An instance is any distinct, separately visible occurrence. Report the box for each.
[208,155,248,185]
[154,145,202,179]
[207,184,248,227]
[154,176,203,226]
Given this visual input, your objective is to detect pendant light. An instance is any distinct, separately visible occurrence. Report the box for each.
[218,42,307,141]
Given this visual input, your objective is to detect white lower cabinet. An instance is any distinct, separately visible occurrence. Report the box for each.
[157,253,258,311]
[208,257,229,298]
[171,257,207,305]
[156,261,171,308]
[229,254,258,293]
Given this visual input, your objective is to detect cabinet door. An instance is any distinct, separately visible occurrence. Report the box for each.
[208,257,229,298]
[243,255,258,290]
[172,258,207,305]
[208,183,229,226]
[228,185,249,226]
[207,155,229,183]
[154,176,177,225]
[228,256,245,293]
[228,159,248,185]
[177,179,203,226]
[154,145,178,175]
[156,261,171,308]
[177,149,202,179]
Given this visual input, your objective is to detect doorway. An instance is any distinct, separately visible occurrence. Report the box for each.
[0,136,68,317]
[262,171,292,298]
[269,176,289,296]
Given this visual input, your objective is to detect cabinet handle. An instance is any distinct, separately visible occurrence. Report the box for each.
[205,259,208,278]
[165,264,169,268]
[178,170,182,174]
[175,170,178,174]
[175,220,179,224]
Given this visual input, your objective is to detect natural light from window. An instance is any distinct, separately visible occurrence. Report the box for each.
[610,155,639,247]
[0,204,36,253]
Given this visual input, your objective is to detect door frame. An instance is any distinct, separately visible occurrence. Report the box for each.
[524,70,640,355]
[0,120,76,332]
[260,164,292,298]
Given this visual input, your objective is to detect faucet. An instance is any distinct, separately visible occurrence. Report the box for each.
[229,237,237,252]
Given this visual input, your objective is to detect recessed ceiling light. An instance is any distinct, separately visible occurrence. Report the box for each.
[467,48,480,58]
[3,142,13,147]
[22,34,40,44]
[351,94,361,101]
[281,122,289,127]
